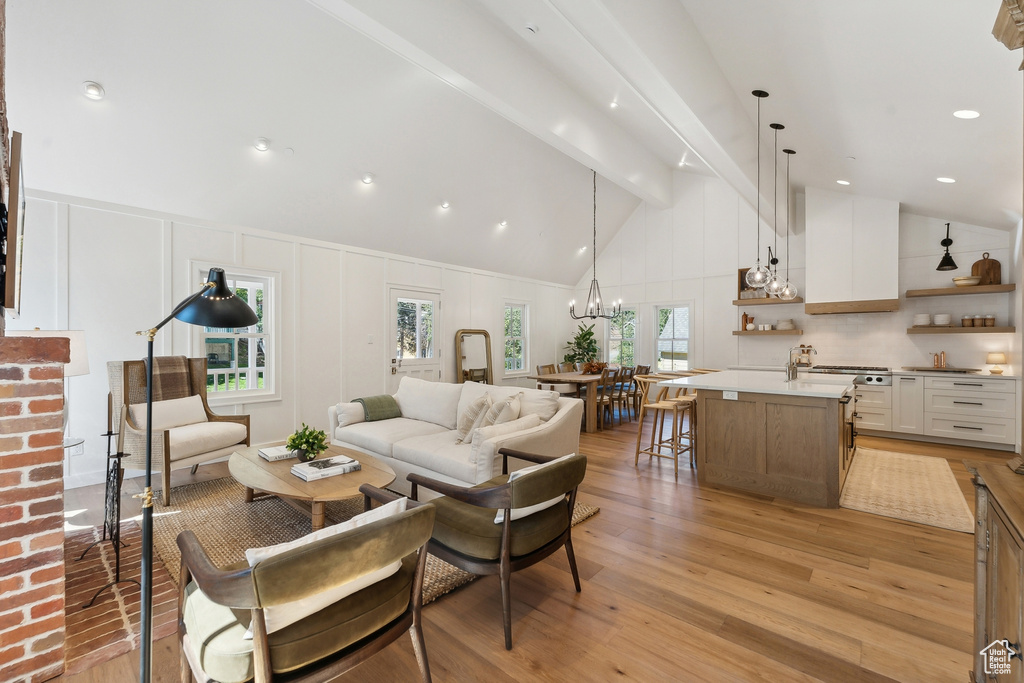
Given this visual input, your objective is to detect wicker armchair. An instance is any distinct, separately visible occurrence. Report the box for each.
[108,357,250,505]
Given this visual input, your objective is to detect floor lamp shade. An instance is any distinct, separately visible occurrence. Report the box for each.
[6,329,89,376]
[174,267,259,328]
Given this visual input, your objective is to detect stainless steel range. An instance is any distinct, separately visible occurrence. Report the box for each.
[808,365,892,385]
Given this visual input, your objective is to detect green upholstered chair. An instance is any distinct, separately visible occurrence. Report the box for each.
[176,485,435,683]
[407,448,587,650]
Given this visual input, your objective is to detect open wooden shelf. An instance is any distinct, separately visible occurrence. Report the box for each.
[905,283,1016,298]
[733,329,803,336]
[732,297,804,306]
[906,326,1016,334]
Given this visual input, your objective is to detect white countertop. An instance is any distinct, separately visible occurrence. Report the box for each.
[658,370,854,399]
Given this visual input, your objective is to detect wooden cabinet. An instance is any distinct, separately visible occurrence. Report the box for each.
[804,187,899,312]
[892,374,924,434]
[970,462,1024,682]
[695,389,847,507]
[854,385,892,431]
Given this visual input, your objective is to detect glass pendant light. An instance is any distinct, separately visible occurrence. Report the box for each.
[764,122,785,296]
[779,148,799,300]
[744,90,771,289]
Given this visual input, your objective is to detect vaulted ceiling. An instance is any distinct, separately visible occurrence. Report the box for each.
[6,1,1021,286]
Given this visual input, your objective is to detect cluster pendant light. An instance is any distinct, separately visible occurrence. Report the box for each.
[570,170,621,320]
[745,89,796,299]
[744,90,771,290]
[778,148,798,300]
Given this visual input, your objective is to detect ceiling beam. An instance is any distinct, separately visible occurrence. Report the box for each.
[307,0,673,207]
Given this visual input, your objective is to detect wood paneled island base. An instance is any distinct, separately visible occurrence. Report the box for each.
[696,389,852,507]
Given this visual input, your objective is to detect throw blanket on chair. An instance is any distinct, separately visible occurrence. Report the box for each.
[145,356,191,401]
[353,395,402,421]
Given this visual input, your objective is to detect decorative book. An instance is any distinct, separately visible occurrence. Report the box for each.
[290,455,361,481]
[258,445,298,461]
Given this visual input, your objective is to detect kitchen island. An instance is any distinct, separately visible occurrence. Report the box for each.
[660,371,855,507]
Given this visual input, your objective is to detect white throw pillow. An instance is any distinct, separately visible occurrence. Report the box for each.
[470,414,543,446]
[518,389,560,422]
[129,395,207,431]
[393,377,462,429]
[494,453,576,524]
[485,392,521,426]
[244,497,408,635]
[454,394,492,444]
[335,402,366,428]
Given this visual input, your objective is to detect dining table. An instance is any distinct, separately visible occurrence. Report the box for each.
[527,370,607,433]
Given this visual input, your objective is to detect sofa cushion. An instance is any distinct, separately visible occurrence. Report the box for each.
[454,394,491,444]
[334,402,365,428]
[335,418,447,458]
[392,431,481,483]
[394,377,462,429]
[457,382,559,423]
[243,497,407,635]
[130,394,207,431]
[168,422,248,460]
[485,392,521,426]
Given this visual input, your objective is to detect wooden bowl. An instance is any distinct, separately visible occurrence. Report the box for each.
[952,276,981,287]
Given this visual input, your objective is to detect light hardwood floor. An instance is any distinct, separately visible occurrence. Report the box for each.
[57,420,1012,682]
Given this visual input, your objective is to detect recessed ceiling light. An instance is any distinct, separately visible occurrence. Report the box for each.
[361,173,375,184]
[609,101,619,109]
[498,220,508,228]
[678,153,689,168]
[937,177,956,183]
[81,81,105,100]
[253,137,270,152]
[579,246,587,254]
[836,180,850,186]
[524,23,539,36]
[440,201,451,209]
[953,110,980,119]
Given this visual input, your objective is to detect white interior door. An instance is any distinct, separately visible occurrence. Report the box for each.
[388,287,441,393]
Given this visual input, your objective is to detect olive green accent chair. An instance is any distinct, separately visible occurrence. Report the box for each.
[176,485,436,683]
[408,448,587,650]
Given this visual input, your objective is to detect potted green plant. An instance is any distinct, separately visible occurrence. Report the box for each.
[562,323,600,366]
[286,423,329,462]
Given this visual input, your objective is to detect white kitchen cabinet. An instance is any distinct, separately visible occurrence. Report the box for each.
[804,187,899,308]
[854,385,892,431]
[892,374,924,434]
[923,376,1017,446]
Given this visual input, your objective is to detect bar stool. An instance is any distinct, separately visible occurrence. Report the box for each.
[633,374,693,474]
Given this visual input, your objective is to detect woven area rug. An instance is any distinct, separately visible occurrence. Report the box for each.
[63,522,177,675]
[839,447,974,533]
[151,477,600,605]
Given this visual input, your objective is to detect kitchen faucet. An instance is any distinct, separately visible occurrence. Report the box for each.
[787,346,816,381]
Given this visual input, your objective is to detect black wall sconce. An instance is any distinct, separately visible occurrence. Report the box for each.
[936,222,958,271]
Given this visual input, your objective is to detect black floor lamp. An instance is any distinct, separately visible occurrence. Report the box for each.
[135,267,257,682]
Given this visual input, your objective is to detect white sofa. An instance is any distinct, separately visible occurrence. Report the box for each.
[329,377,583,498]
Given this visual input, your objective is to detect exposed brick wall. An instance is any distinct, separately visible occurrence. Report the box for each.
[0,336,70,683]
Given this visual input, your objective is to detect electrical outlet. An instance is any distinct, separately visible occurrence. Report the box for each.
[723,391,738,401]
[70,442,85,456]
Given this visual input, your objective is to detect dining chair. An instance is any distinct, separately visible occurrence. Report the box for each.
[536,364,576,397]
[596,367,619,429]
[615,366,635,422]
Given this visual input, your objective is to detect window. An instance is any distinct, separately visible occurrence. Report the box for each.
[608,308,637,366]
[504,303,527,372]
[655,304,690,371]
[200,269,275,401]
[395,297,434,359]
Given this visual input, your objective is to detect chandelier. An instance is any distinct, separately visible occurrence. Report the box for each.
[571,170,621,320]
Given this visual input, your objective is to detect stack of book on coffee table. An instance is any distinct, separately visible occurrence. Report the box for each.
[291,454,362,481]
[258,445,298,461]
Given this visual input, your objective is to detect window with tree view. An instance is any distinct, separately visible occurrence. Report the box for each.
[504,303,526,372]
[655,305,689,371]
[204,274,269,395]
[608,308,636,367]
[396,298,434,359]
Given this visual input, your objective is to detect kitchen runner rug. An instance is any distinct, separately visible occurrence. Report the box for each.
[839,447,974,533]
[63,521,177,675]
[150,477,599,605]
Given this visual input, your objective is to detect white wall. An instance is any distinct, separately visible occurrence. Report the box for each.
[579,170,1019,374]
[15,191,576,488]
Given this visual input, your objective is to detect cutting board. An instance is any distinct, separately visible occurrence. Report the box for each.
[971,253,1001,285]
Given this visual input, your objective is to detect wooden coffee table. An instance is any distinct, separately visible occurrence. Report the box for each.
[229,444,395,531]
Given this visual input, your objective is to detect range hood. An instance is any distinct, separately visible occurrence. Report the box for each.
[803,187,900,314]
